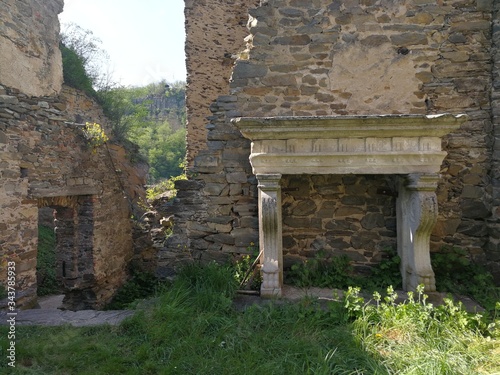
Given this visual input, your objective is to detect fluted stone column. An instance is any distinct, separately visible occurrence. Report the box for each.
[397,174,439,292]
[256,173,283,297]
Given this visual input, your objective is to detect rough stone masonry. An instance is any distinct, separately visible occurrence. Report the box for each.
[0,0,147,309]
[166,0,500,289]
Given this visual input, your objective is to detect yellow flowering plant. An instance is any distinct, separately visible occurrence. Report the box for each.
[82,122,109,152]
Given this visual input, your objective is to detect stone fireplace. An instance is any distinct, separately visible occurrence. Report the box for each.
[234,114,467,297]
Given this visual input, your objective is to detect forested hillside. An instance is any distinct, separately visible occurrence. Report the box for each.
[103,81,186,182]
[60,23,186,182]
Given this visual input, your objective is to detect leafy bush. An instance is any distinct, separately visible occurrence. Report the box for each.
[146,174,187,201]
[82,122,109,152]
[360,247,402,291]
[232,244,262,290]
[432,247,500,313]
[285,252,355,289]
[60,42,96,98]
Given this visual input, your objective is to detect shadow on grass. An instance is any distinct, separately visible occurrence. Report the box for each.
[0,263,389,374]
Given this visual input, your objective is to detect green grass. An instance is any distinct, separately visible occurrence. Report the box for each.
[36,226,59,296]
[1,263,498,374]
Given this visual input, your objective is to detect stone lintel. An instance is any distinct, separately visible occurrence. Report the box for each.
[30,186,99,198]
[233,113,467,140]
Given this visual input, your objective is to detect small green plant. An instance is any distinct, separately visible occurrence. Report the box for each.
[286,252,354,289]
[146,173,187,201]
[82,122,109,152]
[359,247,402,291]
[233,243,262,290]
[432,246,500,313]
[105,270,162,310]
[344,284,500,373]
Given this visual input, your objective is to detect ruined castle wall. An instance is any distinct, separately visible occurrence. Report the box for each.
[167,0,499,281]
[488,0,500,281]
[0,84,145,308]
[184,0,260,167]
[0,0,63,96]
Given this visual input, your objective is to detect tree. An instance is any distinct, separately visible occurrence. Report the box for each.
[60,22,114,92]
[60,42,96,97]
[59,23,187,182]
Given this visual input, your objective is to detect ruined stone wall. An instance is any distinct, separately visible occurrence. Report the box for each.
[0,84,146,308]
[489,0,500,281]
[167,0,499,282]
[0,0,63,96]
[184,0,260,167]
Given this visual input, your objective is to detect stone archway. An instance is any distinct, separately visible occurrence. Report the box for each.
[234,114,467,297]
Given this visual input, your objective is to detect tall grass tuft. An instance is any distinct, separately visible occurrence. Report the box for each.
[345,285,500,375]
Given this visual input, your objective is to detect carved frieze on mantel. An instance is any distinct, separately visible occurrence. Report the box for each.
[232,114,467,175]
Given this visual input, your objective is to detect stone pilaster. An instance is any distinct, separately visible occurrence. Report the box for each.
[397,174,439,292]
[257,173,283,297]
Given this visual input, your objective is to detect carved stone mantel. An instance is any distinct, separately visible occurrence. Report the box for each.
[233,114,467,297]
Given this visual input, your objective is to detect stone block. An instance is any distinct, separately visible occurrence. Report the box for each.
[278,8,303,17]
[0,95,19,105]
[226,172,248,183]
[351,231,380,249]
[461,186,484,199]
[457,220,488,237]
[239,216,259,229]
[200,250,230,264]
[206,216,234,224]
[175,179,204,190]
[203,183,228,196]
[476,0,493,11]
[194,154,220,168]
[360,35,390,47]
[360,213,386,230]
[326,238,351,251]
[187,221,217,234]
[262,74,298,86]
[232,62,268,79]
[335,206,364,217]
[191,239,209,250]
[229,183,242,196]
[231,228,258,247]
[205,233,235,245]
[390,33,428,45]
[460,199,490,219]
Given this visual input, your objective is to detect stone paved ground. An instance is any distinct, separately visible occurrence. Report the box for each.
[0,295,134,327]
[0,309,135,327]
[0,287,484,327]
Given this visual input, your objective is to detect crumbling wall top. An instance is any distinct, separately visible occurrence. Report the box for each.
[0,0,63,96]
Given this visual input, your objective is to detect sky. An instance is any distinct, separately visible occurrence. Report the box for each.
[59,0,187,87]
